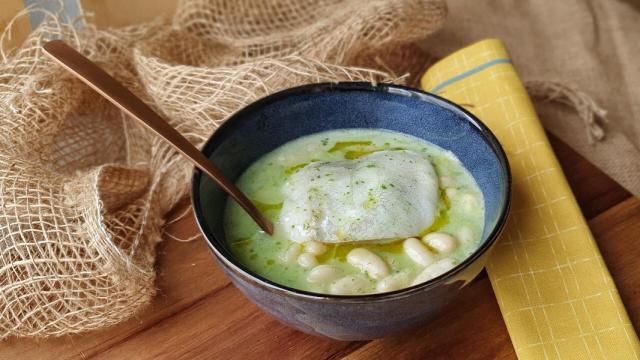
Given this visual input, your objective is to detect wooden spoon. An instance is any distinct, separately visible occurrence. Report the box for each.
[43,40,274,235]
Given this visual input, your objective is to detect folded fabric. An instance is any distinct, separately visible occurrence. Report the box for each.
[421,39,639,359]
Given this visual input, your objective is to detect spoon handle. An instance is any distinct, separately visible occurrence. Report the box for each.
[43,40,273,235]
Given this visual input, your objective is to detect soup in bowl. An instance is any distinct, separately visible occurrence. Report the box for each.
[191,82,510,340]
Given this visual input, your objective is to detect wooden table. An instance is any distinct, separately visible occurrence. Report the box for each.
[1,134,637,359]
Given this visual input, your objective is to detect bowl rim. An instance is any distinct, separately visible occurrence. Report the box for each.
[190,81,511,303]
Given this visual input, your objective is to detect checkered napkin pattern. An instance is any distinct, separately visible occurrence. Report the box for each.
[421,39,639,359]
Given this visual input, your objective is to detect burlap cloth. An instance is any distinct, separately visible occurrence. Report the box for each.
[0,0,638,339]
[0,0,445,338]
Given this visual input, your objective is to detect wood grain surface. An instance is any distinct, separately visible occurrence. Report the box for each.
[0,133,636,359]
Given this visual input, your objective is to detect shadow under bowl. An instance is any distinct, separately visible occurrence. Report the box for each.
[191,82,511,341]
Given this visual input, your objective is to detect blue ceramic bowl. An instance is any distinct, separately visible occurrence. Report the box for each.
[191,82,511,340]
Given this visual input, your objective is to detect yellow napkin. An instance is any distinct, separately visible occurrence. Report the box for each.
[421,39,639,359]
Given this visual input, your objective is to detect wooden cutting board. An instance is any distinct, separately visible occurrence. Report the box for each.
[1,2,638,358]
[0,133,636,359]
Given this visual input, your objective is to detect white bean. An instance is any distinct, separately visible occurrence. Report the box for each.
[445,187,457,198]
[460,193,479,211]
[297,253,318,268]
[304,240,327,256]
[403,237,435,267]
[281,244,302,263]
[306,265,343,283]
[422,232,458,254]
[376,273,408,293]
[347,248,389,280]
[411,258,456,286]
[439,175,455,188]
[457,226,474,244]
[329,276,368,295]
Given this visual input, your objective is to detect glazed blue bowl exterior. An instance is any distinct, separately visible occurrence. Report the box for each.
[191,82,511,341]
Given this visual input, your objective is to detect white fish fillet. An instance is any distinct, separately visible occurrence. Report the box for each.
[279,150,439,243]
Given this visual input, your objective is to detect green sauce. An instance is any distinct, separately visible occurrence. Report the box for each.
[223,129,484,294]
